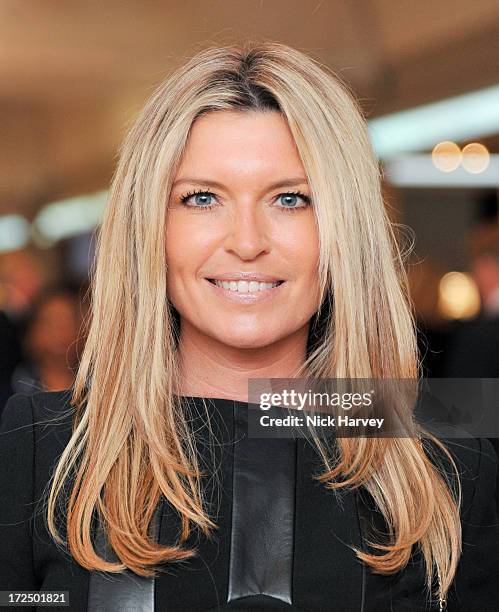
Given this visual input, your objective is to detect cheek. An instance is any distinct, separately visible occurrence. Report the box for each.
[165,214,192,279]
[165,228,185,303]
[165,217,215,288]
[282,222,320,275]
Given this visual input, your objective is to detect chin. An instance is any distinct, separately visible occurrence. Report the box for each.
[212,330,280,350]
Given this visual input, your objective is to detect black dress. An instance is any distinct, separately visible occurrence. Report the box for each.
[0,390,498,611]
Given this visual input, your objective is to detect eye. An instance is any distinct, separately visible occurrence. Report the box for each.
[177,188,312,212]
[276,191,311,212]
[179,189,218,210]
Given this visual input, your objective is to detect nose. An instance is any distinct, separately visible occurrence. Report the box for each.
[223,203,271,260]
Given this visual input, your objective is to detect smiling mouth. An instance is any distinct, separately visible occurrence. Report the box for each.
[206,278,285,293]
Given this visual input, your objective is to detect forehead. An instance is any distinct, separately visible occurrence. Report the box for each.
[176,110,306,179]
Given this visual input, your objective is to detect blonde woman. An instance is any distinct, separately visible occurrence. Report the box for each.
[1,42,498,611]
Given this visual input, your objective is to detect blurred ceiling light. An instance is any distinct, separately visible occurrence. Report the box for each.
[0,215,30,253]
[438,271,480,320]
[384,153,499,187]
[461,143,490,174]
[368,84,499,159]
[431,141,462,172]
[32,190,108,248]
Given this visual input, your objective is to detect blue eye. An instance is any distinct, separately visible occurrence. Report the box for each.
[178,189,311,212]
[280,193,305,208]
[278,191,311,212]
[193,193,212,206]
[179,190,215,208]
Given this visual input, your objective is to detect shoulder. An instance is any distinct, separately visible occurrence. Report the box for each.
[0,390,79,590]
[2,388,75,432]
[1,389,76,472]
[430,437,499,605]
[423,435,497,521]
[0,393,36,480]
[2,388,74,424]
[425,434,499,603]
[423,435,489,479]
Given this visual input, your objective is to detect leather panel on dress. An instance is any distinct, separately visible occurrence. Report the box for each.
[227,401,297,604]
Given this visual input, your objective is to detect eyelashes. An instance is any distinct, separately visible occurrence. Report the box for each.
[178,188,312,213]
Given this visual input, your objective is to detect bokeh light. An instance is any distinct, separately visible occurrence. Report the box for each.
[438,271,481,319]
[461,142,490,174]
[431,141,462,172]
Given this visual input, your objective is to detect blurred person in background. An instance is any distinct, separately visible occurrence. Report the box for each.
[0,249,46,315]
[8,284,84,401]
[443,223,499,378]
[443,222,499,504]
[408,259,451,377]
[0,249,47,410]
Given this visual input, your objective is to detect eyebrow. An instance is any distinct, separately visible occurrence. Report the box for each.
[172,177,309,190]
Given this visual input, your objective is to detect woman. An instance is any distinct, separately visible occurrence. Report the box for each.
[1,42,497,611]
[10,284,83,396]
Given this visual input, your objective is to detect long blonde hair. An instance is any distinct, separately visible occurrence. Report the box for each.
[46,41,461,607]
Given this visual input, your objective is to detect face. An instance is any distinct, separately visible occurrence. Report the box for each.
[165,110,321,350]
[29,295,80,360]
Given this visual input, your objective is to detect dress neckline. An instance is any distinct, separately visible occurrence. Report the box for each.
[175,395,262,409]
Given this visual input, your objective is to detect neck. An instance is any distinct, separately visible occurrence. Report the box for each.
[176,320,309,402]
[37,360,75,391]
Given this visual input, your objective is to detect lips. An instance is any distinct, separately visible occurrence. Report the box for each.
[206,279,285,285]
[207,279,285,294]
[205,275,285,283]
[204,277,286,301]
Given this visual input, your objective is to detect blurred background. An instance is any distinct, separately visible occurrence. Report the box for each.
[0,0,498,413]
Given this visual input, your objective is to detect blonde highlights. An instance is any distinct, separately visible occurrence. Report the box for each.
[46,41,461,607]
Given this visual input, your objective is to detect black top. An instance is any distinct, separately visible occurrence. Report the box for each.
[0,390,498,611]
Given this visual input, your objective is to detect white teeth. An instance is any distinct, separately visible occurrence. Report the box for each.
[213,280,281,292]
